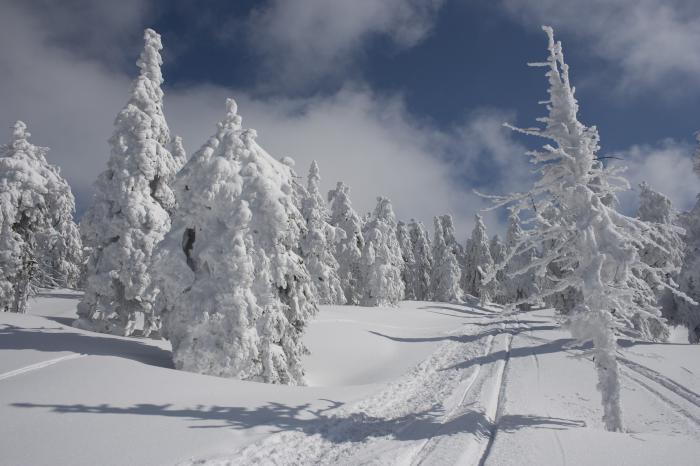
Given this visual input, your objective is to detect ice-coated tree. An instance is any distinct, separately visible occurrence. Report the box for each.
[396,221,417,299]
[431,215,462,303]
[464,214,494,302]
[328,181,365,304]
[439,214,466,287]
[301,161,345,305]
[483,27,683,431]
[631,182,684,340]
[154,98,316,384]
[409,219,433,300]
[489,234,507,304]
[674,134,700,342]
[0,121,82,311]
[503,212,538,307]
[76,29,182,336]
[361,197,405,306]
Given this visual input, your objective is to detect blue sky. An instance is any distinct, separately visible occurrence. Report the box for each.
[1,0,700,237]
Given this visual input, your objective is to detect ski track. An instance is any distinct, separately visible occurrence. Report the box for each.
[180,310,518,466]
[408,330,498,466]
[0,353,86,381]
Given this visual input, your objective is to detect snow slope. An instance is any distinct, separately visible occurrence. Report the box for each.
[1,291,699,465]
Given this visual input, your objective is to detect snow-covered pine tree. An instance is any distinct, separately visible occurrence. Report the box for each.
[431,215,462,303]
[301,161,345,305]
[76,29,182,336]
[361,197,405,306]
[439,214,466,289]
[463,214,494,302]
[489,234,507,304]
[483,26,682,431]
[154,98,316,384]
[631,182,684,340]
[0,121,82,311]
[674,133,700,342]
[328,182,365,304]
[409,219,433,300]
[503,212,538,307]
[396,221,417,300]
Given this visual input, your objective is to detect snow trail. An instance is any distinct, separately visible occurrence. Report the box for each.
[0,353,85,381]
[180,306,511,466]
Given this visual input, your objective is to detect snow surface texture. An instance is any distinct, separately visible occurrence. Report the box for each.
[153,98,316,384]
[76,29,182,337]
[1,291,699,465]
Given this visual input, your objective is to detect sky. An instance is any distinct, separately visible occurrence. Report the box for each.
[1,0,700,238]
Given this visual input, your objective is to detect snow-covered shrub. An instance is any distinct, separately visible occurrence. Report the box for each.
[154,98,316,384]
[0,121,82,311]
[409,219,433,300]
[431,215,462,303]
[328,182,365,304]
[301,161,345,305]
[76,29,182,336]
[482,26,682,431]
[361,197,404,306]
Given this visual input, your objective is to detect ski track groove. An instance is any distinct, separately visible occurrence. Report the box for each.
[407,332,498,466]
[0,353,86,381]
[475,324,515,466]
[617,356,700,408]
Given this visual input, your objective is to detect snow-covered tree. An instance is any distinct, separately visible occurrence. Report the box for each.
[154,98,316,384]
[396,221,417,299]
[464,214,494,302]
[489,234,507,304]
[630,182,684,340]
[483,27,683,431]
[431,215,462,303]
[502,212,538,307]
[301,161,345,305]
[674,134,700,342]
[439,214,466,287]
[0,121,82,311]
[409,219,432,300]
[328,182,364,304]
[76,29,182,336]
[361,197,404,306]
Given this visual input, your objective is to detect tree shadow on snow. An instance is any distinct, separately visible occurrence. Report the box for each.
[368,324,559,346]
[0,324,173,368]
[12,398,585,444]
[418,305,496,318]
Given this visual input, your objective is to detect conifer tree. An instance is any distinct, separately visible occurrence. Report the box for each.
[155,98,316,384]
[396,221,417,300]
[361,197,404,306]
[503,212,538,307]
[409,219,433,300]
[431,215,462,303]
[464,214,494,301]
[483,27,683,431]
[489,234,507,304]
[301,161,345,305]
[328,182,364,304]
[76,29,181,336]
[0,121,82,311]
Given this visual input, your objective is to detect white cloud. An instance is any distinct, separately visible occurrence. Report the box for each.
[500,0,700,95]
[247,0,444,90]
[611,140,700,214]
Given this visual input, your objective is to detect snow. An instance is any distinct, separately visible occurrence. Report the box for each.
[1,290,699,465]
